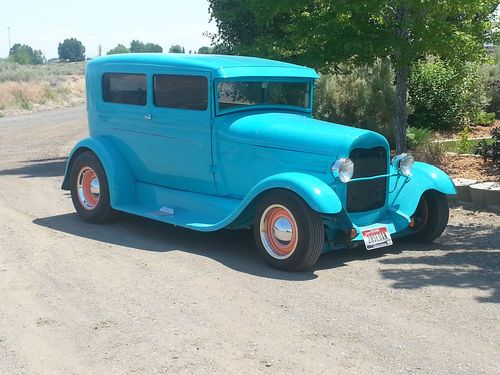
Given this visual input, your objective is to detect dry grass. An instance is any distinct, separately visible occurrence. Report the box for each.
[0,61,86,83]
[435,122,498,140]
[0,63,85,116]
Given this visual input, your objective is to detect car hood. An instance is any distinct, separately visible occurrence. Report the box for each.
[217,112,389,157]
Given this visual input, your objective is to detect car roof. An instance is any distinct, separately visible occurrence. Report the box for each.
[87,53,319,79]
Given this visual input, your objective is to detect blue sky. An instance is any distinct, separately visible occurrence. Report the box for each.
[0,0,218,58]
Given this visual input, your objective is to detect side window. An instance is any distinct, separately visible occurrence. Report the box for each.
[154,75,208,110]
[102,73,147,106]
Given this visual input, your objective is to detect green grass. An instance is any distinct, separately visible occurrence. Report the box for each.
[442,138,494,154]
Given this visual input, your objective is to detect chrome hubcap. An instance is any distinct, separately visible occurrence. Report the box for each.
[90,177,100,195]
[273,217,293,244]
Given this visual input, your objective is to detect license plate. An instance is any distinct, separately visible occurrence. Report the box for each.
[361,226,393,250]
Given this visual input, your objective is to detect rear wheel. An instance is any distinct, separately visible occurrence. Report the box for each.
[253,190,324,271]
[70,151,115,223]
[405,190,449,243]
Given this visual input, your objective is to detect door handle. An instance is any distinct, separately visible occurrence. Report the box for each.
[143,114,152,120]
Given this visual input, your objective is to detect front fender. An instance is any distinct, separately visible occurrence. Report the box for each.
[388,161,456,217]
[246,172,342,214]
[61,136,135,207]
[214,172,342,230]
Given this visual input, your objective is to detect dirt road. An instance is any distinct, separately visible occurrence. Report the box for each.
[0,106,499,374]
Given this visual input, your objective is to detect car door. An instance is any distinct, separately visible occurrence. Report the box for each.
[145,71,216,194]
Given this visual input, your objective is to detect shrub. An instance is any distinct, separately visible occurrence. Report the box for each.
[405,126,445,163]
[475,112,496,126]
[482,47,500,118]
[314,59,397,145]
[406,127,434,150]
[15,91,33,110]
[474,127,500,163]
[0,61,86,83]
[0,65,85,113]
[457,126,470,154]
[487,80,500,118]
[408,58,488,130]
[413,141,446,164]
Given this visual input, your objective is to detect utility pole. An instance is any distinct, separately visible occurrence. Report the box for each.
[7,26,11,51]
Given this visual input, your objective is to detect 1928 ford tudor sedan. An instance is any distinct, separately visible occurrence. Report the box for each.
[62,54,456,271]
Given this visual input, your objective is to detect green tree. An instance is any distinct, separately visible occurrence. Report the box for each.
[106,44,130,55]
[198,46,214,54]
[58,38,85,62]
[169,44,185,53]
[208,0,498,153]
[8,44,45,65]
[130,40,163,53]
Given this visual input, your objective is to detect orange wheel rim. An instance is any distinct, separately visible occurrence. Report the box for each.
[259,204,298,259]
[77,167,100,210]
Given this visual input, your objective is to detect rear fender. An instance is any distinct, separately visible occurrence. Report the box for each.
[61,136,135,207]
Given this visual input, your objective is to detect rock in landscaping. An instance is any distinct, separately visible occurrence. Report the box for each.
[469,182,500,205]
[452,178,478,201]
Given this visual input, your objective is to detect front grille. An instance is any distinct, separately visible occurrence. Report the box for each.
[346,146,387,212]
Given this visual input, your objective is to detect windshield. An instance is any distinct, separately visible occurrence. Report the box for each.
[217,80,311,113]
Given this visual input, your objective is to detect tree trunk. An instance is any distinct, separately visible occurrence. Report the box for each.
[395,65,408,154]
[394,4,409,155]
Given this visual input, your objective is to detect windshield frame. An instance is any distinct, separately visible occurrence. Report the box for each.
[214,77,315,116]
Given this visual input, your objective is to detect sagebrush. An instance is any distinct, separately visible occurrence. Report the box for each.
[0,61,85,83]
[0,61,86,114]
[314,59,397,146]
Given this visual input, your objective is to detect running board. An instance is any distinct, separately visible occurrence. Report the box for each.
[114,182,242,231]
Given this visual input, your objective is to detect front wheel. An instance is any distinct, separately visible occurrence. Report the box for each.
[253,190,324,271]
[405,190,449,243]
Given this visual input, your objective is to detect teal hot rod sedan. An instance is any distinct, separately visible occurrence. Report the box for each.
[62,53,456,271]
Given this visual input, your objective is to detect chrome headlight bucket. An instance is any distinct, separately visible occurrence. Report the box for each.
[392,153,414,177]
[331,158,354,183]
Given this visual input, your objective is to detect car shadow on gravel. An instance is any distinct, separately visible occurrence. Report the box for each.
[0,157,67,178]
[33,212,320,281]
[376,223,500,304]
[33,212,409,281]
[33,213,499,292]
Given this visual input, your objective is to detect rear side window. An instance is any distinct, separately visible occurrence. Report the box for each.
[154,75,208,110]
[102,73,147,106]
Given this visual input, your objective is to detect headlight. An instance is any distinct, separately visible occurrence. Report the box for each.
[392,153,414,177]
[331,158,354,183]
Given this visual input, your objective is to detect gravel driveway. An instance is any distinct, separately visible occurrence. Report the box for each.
[0,106,499,374]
